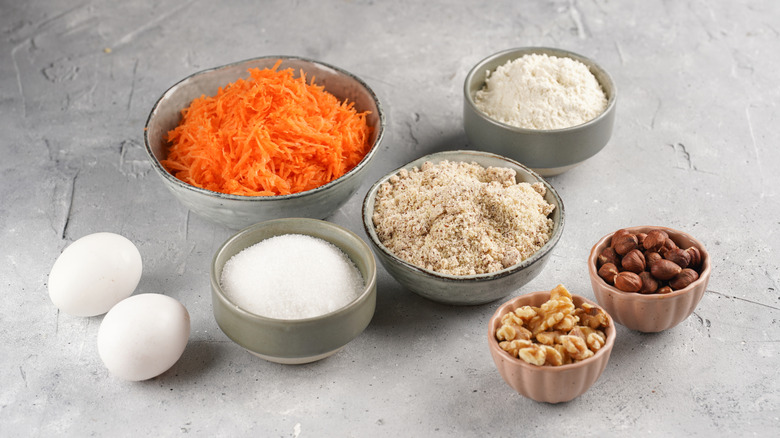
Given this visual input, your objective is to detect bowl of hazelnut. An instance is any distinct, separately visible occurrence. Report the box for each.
[588,226,711,333]
[488,285,616,403]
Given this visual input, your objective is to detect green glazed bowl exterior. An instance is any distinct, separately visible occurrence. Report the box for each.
[211,218,377,364]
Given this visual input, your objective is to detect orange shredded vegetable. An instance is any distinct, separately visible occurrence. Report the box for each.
[162,61,372,196]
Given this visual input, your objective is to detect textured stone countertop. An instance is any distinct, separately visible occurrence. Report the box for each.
[1,1,778,436]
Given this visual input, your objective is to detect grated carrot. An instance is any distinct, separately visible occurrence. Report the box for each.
[161,61,372,196]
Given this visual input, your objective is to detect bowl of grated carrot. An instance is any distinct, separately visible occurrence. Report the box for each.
[144,56,385,229]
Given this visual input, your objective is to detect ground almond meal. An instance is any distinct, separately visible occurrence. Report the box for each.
[372,160,555,276]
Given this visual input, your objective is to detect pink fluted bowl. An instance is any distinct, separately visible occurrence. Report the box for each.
[588,226,711,333]
[487,290,616,403]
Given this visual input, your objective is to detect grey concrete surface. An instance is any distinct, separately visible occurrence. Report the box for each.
[1,0,778,436]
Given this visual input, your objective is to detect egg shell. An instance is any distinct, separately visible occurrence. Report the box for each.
[48,232,143,317]
[97,293,191,381]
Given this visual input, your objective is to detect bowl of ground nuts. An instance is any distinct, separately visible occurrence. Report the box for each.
[588,226,711,333]
[362,150,564,305]
[488,285,616,403]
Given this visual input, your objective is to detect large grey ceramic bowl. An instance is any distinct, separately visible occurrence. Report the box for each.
[211,218,377,364]
[464,47,616,177]
[362,150,564,305]
[144,56,385,229]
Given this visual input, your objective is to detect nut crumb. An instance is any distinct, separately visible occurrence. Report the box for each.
[372,160,555,275]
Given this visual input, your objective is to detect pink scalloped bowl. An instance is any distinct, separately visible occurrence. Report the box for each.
[487,290,616,403]
[588,226,711,333]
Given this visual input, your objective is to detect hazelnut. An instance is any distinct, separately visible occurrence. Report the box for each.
[643,229,669,252]
[645,251,663,267]
[598,247,620,267]
[598,263,619,284]
[660,238,678,256]
[610,229,631,247]
[664,248,691,269]
[650,259,683,281]
[686,246,702,269]
[636,233,648,247]
[638,272,659,294]
[657,286,673,294]
[612,233,639,256]
[614,271,642,292]
[621,249,646,273]
[669,268,700,290]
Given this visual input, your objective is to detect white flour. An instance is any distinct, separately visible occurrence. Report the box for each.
[474,53,607,130]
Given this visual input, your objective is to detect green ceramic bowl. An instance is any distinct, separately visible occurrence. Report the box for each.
[464,47,616,177]
[211,218,377,364]
[362,150,564,305]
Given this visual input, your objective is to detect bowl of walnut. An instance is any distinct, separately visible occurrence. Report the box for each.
[487,285,616,403]
[588,226,711,333]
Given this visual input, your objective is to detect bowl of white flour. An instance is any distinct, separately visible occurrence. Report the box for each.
[464,47,616,176]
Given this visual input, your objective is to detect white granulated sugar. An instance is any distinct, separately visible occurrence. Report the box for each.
[474,53,608,130]
[220,234,364,320]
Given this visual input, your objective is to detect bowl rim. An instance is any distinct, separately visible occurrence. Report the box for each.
[143,55,385,202]
[588,225,712,300]
[463,46,617,134]
[210,217,378,324]
[361,149,565,282]
[487,289,617,370]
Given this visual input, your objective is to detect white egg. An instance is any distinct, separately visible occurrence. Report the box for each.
[48,232,143,317]
[97,293,190,381]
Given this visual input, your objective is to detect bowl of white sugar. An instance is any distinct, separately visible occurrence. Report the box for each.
[211,218,377,364]
[463,47,616,176]
[362,150,564,305]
